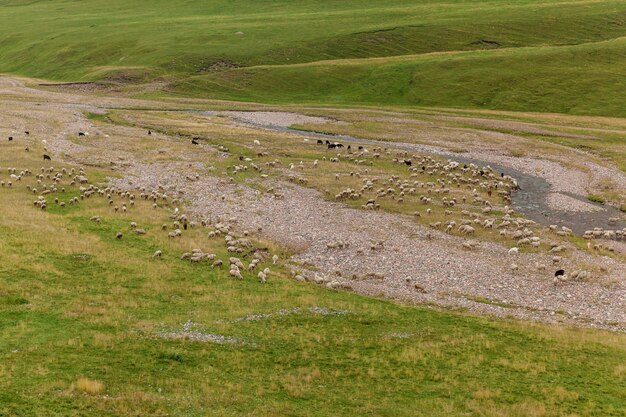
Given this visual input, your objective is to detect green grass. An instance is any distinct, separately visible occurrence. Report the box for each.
[2,0,626,115]
[1,117,625,416]
[587,195,606,204]
[173,36,626,116]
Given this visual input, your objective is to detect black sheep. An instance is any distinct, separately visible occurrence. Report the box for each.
[78,132,85,136]
[8,136,12,141]
[43,154,51,161]
[317,140,323,145]
[191,138,199,145]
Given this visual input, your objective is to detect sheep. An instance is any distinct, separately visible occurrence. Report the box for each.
[272,254,279,265]
[458,225,475,235]
[115,232,123,240]
[152,250,162,259]
[247,259,260,271]
[462,241,478,250]
[229,257,245,270]
[508,247,519,255]
[553,269,567,285]
[549,245,566,254]
[258,271,267,283]
[229,265,243,280]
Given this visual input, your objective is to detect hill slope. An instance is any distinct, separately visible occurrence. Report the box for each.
[1,0,626,114]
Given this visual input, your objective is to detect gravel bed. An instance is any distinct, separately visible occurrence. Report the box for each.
[218,111,338,128]
[546,192,605,212]
[112,162,626,332]
[231,306,349,322]
[158,321,242,344]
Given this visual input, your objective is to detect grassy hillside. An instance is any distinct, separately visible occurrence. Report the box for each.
[1,0,626,115]
[1,123,626,416]
[172,37,626,115]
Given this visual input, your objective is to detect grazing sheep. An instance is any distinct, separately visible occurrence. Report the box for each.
[115,232,123,240]
[258,271,267,283]
[508,247,519,255]
[458,225,475,235]
[152,250,162,259]
[462,241,479,250]
[229,265,243,279]
[553,269,567,285]
[247,259,260,271]
[570,270,590,281]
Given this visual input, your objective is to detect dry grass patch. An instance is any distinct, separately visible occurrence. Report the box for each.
[614,364,626,379]
[74,377,105,395]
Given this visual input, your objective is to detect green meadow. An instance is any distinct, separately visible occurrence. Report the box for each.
[1,1,626,415]
[0,140,625,416]
[1,0,626,115]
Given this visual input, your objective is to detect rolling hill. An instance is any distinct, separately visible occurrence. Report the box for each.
[1,1,625,112]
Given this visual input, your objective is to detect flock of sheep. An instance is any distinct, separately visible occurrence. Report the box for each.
[224,137,624,284]
[3,129,624,290]
[2,141,281,284]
